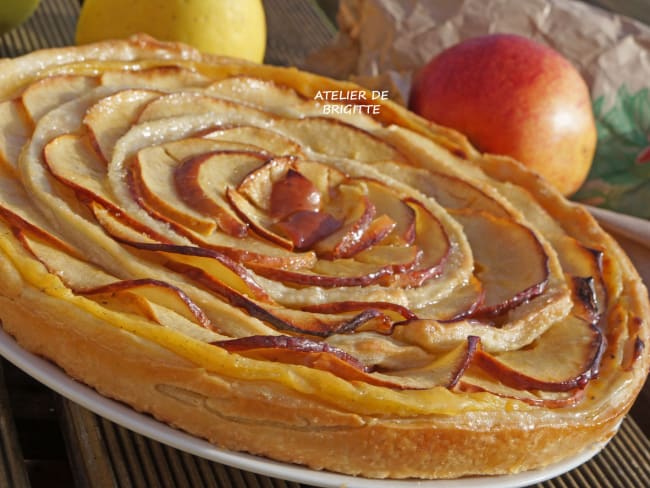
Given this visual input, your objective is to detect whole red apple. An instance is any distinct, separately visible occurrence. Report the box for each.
[409,34,596,196]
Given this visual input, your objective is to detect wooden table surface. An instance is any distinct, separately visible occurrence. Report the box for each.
[0,1,648,487]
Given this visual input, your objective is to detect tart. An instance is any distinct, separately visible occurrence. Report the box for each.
[0,35,648,479]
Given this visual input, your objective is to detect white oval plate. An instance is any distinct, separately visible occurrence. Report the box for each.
[0,327,606,488]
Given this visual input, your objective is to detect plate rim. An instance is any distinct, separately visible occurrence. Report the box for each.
[0,327,607,488]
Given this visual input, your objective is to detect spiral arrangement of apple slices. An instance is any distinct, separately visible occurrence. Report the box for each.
[0,37,644,416]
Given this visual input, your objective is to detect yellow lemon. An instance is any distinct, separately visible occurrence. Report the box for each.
[75,0,266,63]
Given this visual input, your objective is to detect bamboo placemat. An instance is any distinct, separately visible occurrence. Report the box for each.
[0,1,649,487]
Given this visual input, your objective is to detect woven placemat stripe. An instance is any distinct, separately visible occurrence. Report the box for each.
[0,0,78,57]
[58,398,306,488]
[263,0,336,66]
[0,362,30,488]
[532,416,650,488]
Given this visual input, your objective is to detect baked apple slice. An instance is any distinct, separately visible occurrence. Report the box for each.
[83,89,162,162]
[200,125,303,157]
[312,183,377,258]
[21,74,99,123]
[206,76,309,113]
[99,65,210,91]
[474,314,605,391]
[389,199,450,287]
[271,116,404,163]
[382,163,513,218]
[135,91,272,126]
[0,99,31,175]
[451,209,550,317]
[457,371,587,408]
[214,335,378,382]
[206,76,384,131]
[174,151,268,237]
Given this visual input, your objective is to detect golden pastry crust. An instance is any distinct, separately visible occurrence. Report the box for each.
[0,35,648,479]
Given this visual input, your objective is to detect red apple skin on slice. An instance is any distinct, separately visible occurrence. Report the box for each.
[472,314,606,392]
[313,184,377,259]
[42,136,174,245]
[79,278,219,332]
[457,374,587,408]
[226,187,295,249]
[272,210,342,251]
[363,179,416,246]
[128,147,217,235]
[388,198,450,287]
[248,259,394,288]
[174,151,268,237]
[269,168,321,220]
[213,335,415,389]
[332,214,396,259]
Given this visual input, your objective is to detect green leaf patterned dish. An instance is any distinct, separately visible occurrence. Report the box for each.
[573,86,650,220]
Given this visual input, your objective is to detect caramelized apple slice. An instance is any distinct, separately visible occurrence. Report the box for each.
[15,228,114,289]
[265,306,399,337]
[354,243,421,272]
[272,210,342,251]
[554,235,607,314]
[161,136,262,162]
[234,157,347,213]
[175,151,268,237]
[451,209,549,317]
[390,199,450,287]
[336,214,397,258]
[291,159,347,199]
[249,256,394,288]
[0,171,81,254]
[269,168,321,220]
[215,334,481,390]
[226,187,294,249]
[303,301,416,320]
[44,136,173,244]
[213,335,404,388]
[79,278,218,332]
[129,145,217,235]
[236,158,331,210]
[457,372,586,408]
[301,301,417,334]
[120,241,272,303]
[130,138,272,236]
[363,179,416,245]
[229,159,367,252]
[474,314,605,391]
[89,200,173,245]
[384,336,480,388]
[313,183,376,258]
[146,253,393,337]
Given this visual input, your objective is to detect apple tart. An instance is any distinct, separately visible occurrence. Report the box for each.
[0,35,648,479]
